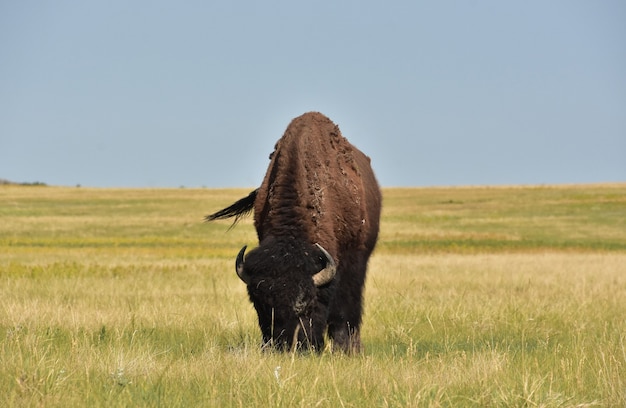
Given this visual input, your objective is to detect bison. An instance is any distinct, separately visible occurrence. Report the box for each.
[206,112,381,353]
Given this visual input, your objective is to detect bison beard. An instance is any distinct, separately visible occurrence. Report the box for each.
[206,112,381,353]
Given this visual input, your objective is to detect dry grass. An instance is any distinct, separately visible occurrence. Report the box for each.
[1,184,625,406]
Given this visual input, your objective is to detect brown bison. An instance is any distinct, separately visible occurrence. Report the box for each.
[206,112,381,353]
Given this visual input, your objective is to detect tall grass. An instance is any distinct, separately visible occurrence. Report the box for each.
[1,184,625,406]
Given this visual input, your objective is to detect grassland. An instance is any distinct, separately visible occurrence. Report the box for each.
[1,184,625,407]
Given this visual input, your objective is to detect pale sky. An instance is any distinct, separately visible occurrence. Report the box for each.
[2,1,625,187]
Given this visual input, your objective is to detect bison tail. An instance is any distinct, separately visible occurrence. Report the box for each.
[205,189,258,227]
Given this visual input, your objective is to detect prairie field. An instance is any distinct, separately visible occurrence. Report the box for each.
[1,184,625,407]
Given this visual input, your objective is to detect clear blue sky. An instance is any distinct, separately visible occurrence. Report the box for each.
[2,1,625,187]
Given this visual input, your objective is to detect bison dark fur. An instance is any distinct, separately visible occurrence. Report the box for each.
[206,112,381,353]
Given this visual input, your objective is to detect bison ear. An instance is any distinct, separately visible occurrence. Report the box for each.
[235,245,252,284]
[312,243,336,287]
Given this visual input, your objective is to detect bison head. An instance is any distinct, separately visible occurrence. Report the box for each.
[234,238,336,351]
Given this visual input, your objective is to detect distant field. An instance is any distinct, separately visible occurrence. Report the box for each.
[1,184,625,407]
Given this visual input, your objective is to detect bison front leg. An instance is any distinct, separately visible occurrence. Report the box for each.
[328,322,361,353]
[327,251,367,353]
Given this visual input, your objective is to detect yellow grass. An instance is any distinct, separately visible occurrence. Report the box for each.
[1,184,625,406]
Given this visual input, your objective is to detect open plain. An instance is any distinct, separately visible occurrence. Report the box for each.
[1,184,625,406]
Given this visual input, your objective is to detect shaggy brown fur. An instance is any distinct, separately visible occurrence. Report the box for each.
[207,112,381,353]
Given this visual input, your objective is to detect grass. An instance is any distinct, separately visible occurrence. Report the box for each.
[1,184,625,406]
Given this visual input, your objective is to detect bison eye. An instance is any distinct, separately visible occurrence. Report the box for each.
[293,291,308,315]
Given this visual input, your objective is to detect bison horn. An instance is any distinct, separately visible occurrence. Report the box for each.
[312,243,336,287]
[235,245,251,284]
